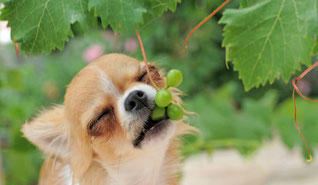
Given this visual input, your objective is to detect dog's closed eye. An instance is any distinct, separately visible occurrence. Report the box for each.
[88,107,116,136]
[136,71,147,82]
[89,109,110,129]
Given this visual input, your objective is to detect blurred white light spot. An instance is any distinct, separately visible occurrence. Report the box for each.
[0,21,11,44]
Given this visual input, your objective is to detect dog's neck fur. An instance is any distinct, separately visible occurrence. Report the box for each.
[103,145,169,185]
[66,139,174,185]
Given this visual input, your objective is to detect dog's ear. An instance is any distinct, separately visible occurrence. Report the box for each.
[22,106,69,158]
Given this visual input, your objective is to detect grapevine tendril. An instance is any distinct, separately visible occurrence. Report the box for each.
[292,62,318,162]
[14,43,20,59]
[12,38,20,59]
[135,30,159,90]
[184,0,231,50]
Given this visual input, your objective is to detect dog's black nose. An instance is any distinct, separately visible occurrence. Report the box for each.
[125,90,148,111]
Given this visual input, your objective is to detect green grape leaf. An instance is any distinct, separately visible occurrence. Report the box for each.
[220,0,316,91]
[69,0,97,32]
[313,40,318,56]
[88,0,146,32]
[0,0,95,54]
[303,0,318,35]
[0,0,181,54]
[149,0,181,16]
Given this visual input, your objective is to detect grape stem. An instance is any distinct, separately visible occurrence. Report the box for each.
[172,98,177,103]
[292,62,318,163]
[14,43,20,59]
[184,0,231,50]
[12,38,20,59]
[135,30,159,90]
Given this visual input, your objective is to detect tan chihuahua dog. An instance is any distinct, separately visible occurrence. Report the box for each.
[22,54,194,185]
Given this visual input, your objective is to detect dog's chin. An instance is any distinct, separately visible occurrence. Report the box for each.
[133,115,173,148]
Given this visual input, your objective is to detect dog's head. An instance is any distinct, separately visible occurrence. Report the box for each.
[22,54,184,177]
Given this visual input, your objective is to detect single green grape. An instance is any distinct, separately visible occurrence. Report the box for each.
[167,104,184,120]
[155,89,172,108]
[150,106,166,121]
[166,69,183,87]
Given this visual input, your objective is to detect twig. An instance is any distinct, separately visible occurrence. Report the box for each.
[135,30,159,90]
[292,62,318,162]
[184,0,231,50]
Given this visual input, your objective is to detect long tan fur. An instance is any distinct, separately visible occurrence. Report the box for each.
[22,54,196,185]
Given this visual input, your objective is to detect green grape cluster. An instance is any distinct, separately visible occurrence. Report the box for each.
[150,69,184,121]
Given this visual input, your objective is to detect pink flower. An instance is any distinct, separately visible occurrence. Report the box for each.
[83,44,105,63]
[124,38,138,53]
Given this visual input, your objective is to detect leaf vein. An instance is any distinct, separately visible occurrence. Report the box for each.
[119,0,127,28]
[228,15,277,45]
[46,8,58,38]
[291,0,300,32]
[30,0,50,53]
[246,0,285,87]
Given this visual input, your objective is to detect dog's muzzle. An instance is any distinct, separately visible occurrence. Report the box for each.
[124,90,149,111]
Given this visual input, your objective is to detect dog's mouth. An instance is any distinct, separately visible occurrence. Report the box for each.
[133,114,169,147]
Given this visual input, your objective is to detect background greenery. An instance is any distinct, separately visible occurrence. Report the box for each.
[1,0,318,184]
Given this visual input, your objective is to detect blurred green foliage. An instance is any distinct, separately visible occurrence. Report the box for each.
[1,0,318,184]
